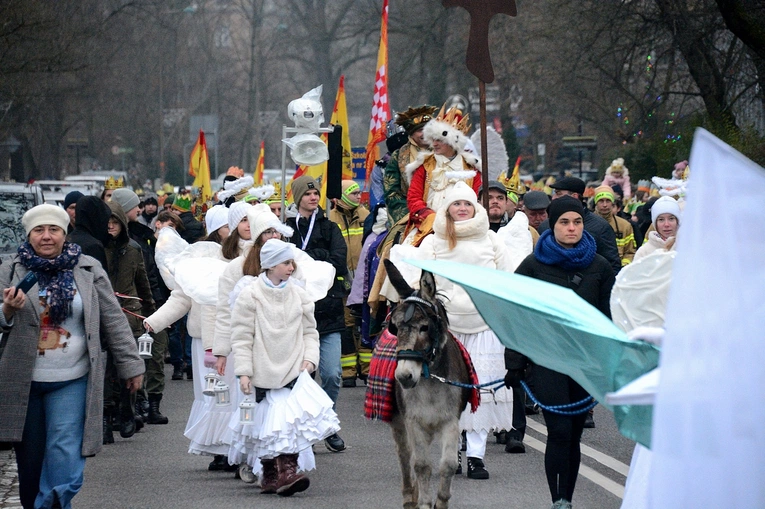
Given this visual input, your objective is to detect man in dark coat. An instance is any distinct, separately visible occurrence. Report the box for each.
[171,191,205,244]
[67,196,111,270]
[286,175,348,453]
[536,177,622,275]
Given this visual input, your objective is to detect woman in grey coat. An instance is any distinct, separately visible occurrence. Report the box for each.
[0,204,144,509]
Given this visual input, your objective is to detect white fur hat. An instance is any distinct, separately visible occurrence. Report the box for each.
[259,238,294,270]
[246,203,294,240]
[204,205,228,234]
[22,204,70,235]
[442,181,478,210]
[423,119,468,153]
[227,201,251,232]
[651,196,681,225]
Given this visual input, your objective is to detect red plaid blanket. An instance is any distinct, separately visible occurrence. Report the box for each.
[364,329,480,422]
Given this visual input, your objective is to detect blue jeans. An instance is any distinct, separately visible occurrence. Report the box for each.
[168,315,192,368]
[319,332,342,409]
[14,374,88,509]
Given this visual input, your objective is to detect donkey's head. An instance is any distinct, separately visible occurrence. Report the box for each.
[384,259,450,389]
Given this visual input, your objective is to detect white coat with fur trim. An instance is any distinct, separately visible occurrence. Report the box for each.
[391,204,513,334]
[230,276,320,389]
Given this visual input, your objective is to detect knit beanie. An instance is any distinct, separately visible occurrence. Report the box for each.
[111,188,140,213]
[291,175,320,208]
[227,201,251,232]
[247,203,293,240]
[593,185,615,204]
[22,204,70,235]
[442,181,478,210]
[650,196,681,226]
[548,195,584,227]
[204,204,229,234]
[143,196,158,207]
[340,180,360,208]
[259,238,294,271]
[64,191,84,210]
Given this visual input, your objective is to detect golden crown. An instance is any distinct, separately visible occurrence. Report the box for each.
[500,164,525,195]
[104,176,124,190]
[265,182,282,204]
[435,104,471,135]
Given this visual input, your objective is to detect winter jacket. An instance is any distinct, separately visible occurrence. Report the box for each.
[231,275,319,389]
[537,208,622,275]
[67,196,112,271]
[0,254,144,456]
[127,221,167,305]
[597,212,636,266]
[104,202,155,337]
[402,204,512,334]
[329,203,370,276]
[286,208,348,335]
[178,211,205,244]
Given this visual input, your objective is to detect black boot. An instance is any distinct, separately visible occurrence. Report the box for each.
[147,394,169,424]
[467,457,489,480]
[119,406,136,438]
[103,409,114,445]
[172,364,184,380]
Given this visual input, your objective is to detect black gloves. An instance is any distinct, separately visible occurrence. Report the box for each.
[504,369,525,390]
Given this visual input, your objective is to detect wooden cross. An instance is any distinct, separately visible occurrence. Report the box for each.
[442,0,517,83]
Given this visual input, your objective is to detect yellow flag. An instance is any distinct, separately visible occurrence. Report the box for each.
[255,141,265,185]
[188,130,212,202]
[331,75,353,180]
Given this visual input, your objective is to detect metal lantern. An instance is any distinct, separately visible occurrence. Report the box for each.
[239,397,256,425]
[137,332,154,359]
[203,373,221,396]
[214,382,231,407]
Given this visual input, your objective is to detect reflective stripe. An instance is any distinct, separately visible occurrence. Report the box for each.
[339,227,364,238]
[340,356,357,367]
[358,352,373,363]
[615,234,634,247]
[621,258,632,266]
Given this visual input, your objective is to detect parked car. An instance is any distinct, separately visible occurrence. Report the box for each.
[0,183,45,255]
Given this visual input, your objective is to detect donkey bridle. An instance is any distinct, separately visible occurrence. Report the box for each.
[395,295,443,366]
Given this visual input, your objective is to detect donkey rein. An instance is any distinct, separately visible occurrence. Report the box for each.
[424,375,598,415]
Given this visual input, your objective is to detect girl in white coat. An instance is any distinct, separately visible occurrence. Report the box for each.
[230,239,339,497]
[633,196,681,262]
[398,181,517,479]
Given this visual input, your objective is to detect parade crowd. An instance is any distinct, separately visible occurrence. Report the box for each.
[0,104,686,509]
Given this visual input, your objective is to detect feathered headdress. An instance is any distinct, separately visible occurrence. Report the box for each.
[423,105,471,153]
[217,175,254,203]
[395,105,439,136]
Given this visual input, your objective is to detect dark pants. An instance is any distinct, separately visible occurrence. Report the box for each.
[534,365,589,503]
[145,330,168,395]
[168,315,191,369]
[509,384,526,441]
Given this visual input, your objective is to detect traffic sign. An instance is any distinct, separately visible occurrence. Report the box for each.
[562,136,597,149]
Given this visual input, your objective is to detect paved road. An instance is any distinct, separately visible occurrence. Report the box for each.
[2,365,635,508]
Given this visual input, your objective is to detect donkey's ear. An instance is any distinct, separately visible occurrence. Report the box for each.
[384,259,414,299]
[419,270,437,301]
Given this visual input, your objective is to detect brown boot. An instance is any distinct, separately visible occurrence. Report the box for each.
[275,454,309,496]
[260,458,278,494]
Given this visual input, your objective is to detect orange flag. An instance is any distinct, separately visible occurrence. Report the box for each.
[255,141,265,185]
[188,130,212,202]
[364,0,390,185]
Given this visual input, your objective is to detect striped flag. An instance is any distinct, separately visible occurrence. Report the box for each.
[255,141,265,185]
[364,0,390,184]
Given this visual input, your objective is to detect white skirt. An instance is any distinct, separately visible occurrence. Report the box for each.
[228,371,340,472]
[184,337,237,456]
[454,330,514,432]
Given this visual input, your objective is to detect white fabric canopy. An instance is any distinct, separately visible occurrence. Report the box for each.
[649,129,765,508]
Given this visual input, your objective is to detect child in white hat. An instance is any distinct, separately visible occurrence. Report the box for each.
[228,238,340,497]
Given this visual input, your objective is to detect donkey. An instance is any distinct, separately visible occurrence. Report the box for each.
[384,259,472,509]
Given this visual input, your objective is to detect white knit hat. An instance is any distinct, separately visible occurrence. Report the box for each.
[227,201,251,232]
[651,196,681,226]
[259,238,294,270]
[442,181,478,210]
[22,204,70,235]
[247,203,294,240]
[205,204,228,234]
